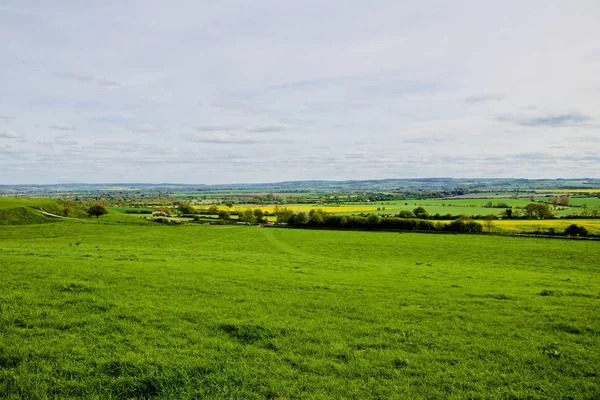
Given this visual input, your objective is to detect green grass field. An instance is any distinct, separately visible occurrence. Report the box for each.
[1,219,599,399]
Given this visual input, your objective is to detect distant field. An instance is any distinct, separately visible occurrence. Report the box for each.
[209,197,600,218]
[0,197,61,210]
[492,219,600,235]
[536,189,600,194]
[204,204,379,214]
[1,222,599,399]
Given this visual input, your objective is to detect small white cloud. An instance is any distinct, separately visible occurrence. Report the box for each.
[464,94,505,104]
[127,123,162,133]
[0,130,24,139]
[55,71,94,82]
[54,136,79,146]
[97,78,121,87]
[189,133,266,144]
[196,125,239,132]
[188,133,292,144]
[49,124,76,131]
[247,123,291,133]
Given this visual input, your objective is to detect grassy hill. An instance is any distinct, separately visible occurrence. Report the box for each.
[1,222,598,398]
[0,197,88,225]
[0,206,57,225]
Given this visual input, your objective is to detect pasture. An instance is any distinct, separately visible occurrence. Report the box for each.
[1,219,599,399]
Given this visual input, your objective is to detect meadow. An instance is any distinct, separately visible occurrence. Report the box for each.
[1,215,599,399]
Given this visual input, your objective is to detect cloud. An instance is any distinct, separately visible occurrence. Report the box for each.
[49,124,76,131]
[53,136,78,146]
[0,145,29,160]
[498,112,592,127]
[97,78,121,87]
[0,115,15,122]
[403,136,447,144]
[196,125,239,132]
[188,133,267,144]
[55,72,94,82]
[196,123,292,133]
[55,72,120,87]
[0,130,24,139]
[247,123,291,133]
[573,135,600,143]
[211,101,264,114]
[188,133,292,144]
[127,123,162,133]
[464,94,505,104]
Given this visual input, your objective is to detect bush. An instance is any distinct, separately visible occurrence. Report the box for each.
[443,219,483,233]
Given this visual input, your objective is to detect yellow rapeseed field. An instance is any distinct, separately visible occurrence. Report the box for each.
[431,219,600,234]
[492,219,600,234]
[536,189,600,194]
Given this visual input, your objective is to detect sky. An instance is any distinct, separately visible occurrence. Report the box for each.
[1,0,599,184]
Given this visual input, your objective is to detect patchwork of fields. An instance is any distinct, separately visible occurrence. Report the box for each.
[1,220,599,398]
[200,196,600,219]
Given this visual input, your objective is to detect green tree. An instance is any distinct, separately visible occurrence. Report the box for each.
[253,209,265,223]
[558,196,570,206]
[207,205,219,215]
[309,209,324,225]
[484,215,495,232]
[367,214,381,229]
[239,209,256,224]
[413,207,429,219]
[218,210,230,220]
[87,204,108,219]
[293,211,308,225]
[565,224,581,236]
[275,207,294,223]
[525,203,553,219]
[177,201,195,214]
[398,210,415,218]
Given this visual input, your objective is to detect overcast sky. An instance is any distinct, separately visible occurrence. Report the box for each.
[1,1,599,184]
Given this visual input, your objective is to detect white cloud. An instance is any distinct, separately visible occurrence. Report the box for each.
[127,123,162,133]
[49,124,76,131]
[0,130,24,139]
[53,136,79,146]
[188,133,269,144]
[247,123,291,133]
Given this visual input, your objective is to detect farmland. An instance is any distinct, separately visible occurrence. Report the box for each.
[1,217,600,399]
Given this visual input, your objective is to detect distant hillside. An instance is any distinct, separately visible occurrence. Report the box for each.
[0,197,87,225]
[0,206,56,225]
[2,178,600,197]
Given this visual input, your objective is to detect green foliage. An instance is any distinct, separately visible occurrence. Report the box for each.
[397,210,415,218]
[253,208,265,223]
[366,214,381,228]
[565,224,589,237]
[524,203,553,219]
[0,223,599,398]
[239,209,256,224]
[87,203,109,219]
[413,206,429,219]
[292,211,308,225]
[177,202,195,214]
[207,205,219,215]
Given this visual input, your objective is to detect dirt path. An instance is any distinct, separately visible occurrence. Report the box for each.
[35,209,83,221]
